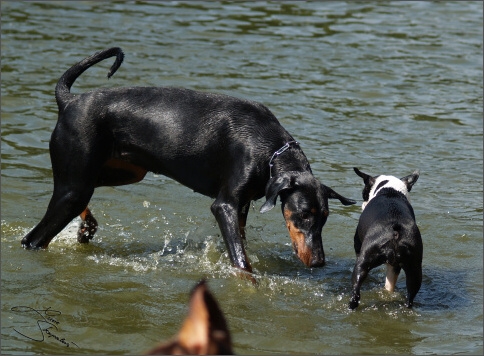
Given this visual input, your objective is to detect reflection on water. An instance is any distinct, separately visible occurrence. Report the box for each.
[1,1,482,355]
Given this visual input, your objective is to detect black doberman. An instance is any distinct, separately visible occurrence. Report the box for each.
[21,47,355,275]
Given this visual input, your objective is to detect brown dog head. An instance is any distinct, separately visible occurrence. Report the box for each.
[145,280,233,355]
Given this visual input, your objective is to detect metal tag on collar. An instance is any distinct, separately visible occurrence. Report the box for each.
[269,141,299,178]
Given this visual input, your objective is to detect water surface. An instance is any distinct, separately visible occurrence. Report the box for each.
[1,1,482,354]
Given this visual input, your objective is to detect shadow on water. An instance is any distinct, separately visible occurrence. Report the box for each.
[417,267,472,311]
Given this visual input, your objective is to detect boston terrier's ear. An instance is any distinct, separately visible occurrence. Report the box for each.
[353,167,376,187]
[400,170,420,192]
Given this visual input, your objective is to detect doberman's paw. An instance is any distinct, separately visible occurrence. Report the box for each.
[349,296,360,310]
[21,239,47,250]
[77,226,96,243]
[77,217,98,243]
[234,268,258,286]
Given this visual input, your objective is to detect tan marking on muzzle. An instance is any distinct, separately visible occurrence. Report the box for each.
[284,209,312,266]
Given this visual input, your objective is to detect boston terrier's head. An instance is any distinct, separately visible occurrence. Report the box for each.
[353,167,420,210]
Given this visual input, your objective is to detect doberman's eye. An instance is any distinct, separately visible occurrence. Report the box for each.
[300,212,311,220]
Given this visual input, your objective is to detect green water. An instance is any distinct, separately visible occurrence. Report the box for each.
[1,1,482,354]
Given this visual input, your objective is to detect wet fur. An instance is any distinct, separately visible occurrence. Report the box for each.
[21,47,356,274]
[349,167,422,309]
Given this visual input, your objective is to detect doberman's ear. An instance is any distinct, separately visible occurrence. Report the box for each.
[322,184,356,206]
[401,170,420,192]
[353,167,376,187]
[260,174,293,213]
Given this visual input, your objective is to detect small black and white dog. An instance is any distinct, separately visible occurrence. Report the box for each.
[349,167,422,309]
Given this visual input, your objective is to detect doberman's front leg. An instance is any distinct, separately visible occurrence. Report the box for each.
[211,198,253,274]
[238,202,250,240]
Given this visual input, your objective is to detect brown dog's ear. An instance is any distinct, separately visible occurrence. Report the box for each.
[401,170,420,192]
[145,280,233,355]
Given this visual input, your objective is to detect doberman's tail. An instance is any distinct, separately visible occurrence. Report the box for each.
[55,47,124,110]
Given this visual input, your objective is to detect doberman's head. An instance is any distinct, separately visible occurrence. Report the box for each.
[260,171,355,267]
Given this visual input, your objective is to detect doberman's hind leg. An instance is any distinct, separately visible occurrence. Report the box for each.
[22,185,95,249]
[78,207,98,243]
